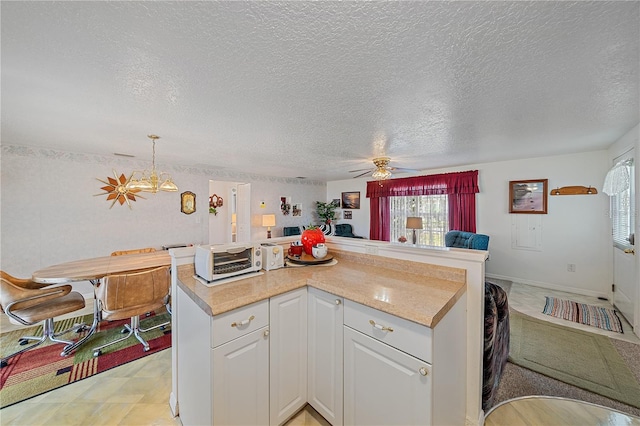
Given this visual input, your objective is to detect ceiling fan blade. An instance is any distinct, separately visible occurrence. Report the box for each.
[389,167,419,172]
[352,170,372,178]
[349,167,373,173]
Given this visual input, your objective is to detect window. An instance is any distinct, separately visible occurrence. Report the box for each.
[611,162,634,249]
[390,195,449,246]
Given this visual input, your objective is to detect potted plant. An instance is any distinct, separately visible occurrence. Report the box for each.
[316,201,338,224]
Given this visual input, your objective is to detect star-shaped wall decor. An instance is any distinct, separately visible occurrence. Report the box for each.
[95,170,144,209]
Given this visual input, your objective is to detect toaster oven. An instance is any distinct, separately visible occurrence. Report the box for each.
[195,243,262,282]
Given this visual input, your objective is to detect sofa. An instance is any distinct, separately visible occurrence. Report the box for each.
[445,230,490,250]
[482,281,510,411]
[283,224,363,238]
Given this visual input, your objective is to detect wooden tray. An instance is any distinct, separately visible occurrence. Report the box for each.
[286,253,334,265]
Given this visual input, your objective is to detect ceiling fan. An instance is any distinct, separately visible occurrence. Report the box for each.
[348,157,417,180]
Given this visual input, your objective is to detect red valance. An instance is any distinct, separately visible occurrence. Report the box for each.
[366,170,479,198]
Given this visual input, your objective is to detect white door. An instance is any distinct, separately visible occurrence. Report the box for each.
[610,151,637,336]
[270,288,308,426]
[308,287,344,426]
[212,327,270,426]
[344,327,432,426]
[237,183,251,242]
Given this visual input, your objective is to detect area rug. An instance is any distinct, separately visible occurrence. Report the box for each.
[542,296,624,333]
[509,310,640,409]
[0,311,171,409]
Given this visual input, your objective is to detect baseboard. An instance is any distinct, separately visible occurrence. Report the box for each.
[485,273,610,300]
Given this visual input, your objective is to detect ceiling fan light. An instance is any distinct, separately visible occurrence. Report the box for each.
[372,168,392,180]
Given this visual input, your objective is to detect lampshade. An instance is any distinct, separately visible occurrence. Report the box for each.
[262,214,276,228]
[126,135,178,193]
[406,217,423,229]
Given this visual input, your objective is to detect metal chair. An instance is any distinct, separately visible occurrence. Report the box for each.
[0,271,86,367]
[110,247,171,316]
[92,265,171,356]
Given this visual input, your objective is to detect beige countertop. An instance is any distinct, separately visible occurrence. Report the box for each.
[176,250,466,328]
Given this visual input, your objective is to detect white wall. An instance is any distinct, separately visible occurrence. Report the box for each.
[326,179,370,238]
[0,144,325,281]
[328,150,613,297]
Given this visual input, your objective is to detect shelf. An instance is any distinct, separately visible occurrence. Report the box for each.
[549,186,598,196]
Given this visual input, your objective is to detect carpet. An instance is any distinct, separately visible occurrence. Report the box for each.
[543,296,624,333]
[0,311,171,409]
[509,310,640,409]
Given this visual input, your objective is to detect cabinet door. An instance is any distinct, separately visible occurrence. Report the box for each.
[212,327,270,426]
[308,287,343,426]
[270,287,308,426]
[344,327,432,426]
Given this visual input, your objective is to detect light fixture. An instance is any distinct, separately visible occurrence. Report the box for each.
[371,157,392,181]
[262,214,276,239]
[406,217,423,245]
[126,135,178,193]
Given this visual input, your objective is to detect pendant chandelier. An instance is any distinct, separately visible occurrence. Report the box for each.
[126,134,178,193]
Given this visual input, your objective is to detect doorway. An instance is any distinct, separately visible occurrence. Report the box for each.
[208,181,251,245]
[609,150,637,337]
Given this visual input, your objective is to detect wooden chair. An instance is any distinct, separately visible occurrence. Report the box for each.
[110,247,156,256]
[92,265,171,356]
[0,271,86,367]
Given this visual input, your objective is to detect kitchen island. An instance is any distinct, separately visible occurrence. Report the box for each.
[169,239,487,425]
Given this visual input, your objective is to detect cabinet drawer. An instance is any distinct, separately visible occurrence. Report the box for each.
[212,299,269,348]
[344,300,432,363]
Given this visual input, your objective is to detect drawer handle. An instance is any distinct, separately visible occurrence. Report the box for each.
[263,329,270,337]
[231,315,255,328]
[369,319,394,332]
[335,299,342,305]
[419,367,428,376]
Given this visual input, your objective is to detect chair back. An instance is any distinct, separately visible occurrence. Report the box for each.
[283,227,302,237]
[0,277,74,323]
[0,270,47,290]
[445,230,490,250]
[96,266,170,321]
[335,223,354,236]
[111,247,156,256]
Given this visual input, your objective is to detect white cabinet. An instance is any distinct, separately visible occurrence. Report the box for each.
[176,287,270,426]
[344,326,432,426]
[308,287,343,426]
[213,327,270,425]
[342,297,467,426]
[269,287,308,426]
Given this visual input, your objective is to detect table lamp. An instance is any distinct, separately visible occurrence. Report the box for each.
[262,214,276,239]
[406,217,423,244]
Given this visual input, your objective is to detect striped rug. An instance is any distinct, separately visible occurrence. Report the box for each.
[542,297,624,333]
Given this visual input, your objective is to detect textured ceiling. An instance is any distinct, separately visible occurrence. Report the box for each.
[2,1,638,181]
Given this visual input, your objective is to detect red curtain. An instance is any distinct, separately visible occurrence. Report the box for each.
[367,170,479,240]
[368,196,391,241]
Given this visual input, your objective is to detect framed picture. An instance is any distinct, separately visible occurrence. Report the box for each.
[181,191,196,215]
[341,191,360,209]
[292,203,302,216]
[343,210,352,220]
[509,179,548,214]
[332,198,341,208]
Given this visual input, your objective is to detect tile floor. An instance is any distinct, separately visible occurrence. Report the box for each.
[1,281,637,425]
